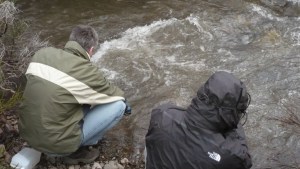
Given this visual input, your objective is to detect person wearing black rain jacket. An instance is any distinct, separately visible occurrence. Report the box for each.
[145,71,252,169]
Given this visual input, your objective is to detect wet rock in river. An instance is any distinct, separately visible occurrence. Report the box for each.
[240,33,255,45]
[283,1,300,16]
[258,0,300,16]
[261,0,287,7]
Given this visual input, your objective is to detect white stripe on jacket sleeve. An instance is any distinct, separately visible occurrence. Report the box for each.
[26,62,125,105]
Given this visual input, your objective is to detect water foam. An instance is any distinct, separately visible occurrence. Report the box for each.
[92,18,178,62]
[186,14,213,41]
[249,4,284,21]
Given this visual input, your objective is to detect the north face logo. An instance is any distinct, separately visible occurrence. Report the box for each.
[208,152,221,162]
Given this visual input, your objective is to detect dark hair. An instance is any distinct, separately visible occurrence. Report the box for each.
[69,25,99,52]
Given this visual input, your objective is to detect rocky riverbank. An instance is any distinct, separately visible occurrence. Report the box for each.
[0,109,145,169]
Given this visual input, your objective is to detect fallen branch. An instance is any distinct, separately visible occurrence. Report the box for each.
[0,85,15,94]
[0,22,7,37]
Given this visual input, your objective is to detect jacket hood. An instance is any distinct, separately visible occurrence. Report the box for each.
[186,71,249,133]
[64,41,90,60]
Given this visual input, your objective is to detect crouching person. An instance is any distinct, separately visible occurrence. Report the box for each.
[145,71,252,169]
[18,25,131,164]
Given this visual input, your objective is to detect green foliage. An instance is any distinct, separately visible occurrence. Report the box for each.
[8,20,27,39]
[0,90,22,115]
[0,1,46,101]
[0,67,3,83]
[2,19,28,42]
[0,161,12,169]
[0,1,39,167]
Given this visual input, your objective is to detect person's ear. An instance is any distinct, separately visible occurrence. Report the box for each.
[88,47,94,56]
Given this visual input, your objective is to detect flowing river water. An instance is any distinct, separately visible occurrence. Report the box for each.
[18,0,300,168]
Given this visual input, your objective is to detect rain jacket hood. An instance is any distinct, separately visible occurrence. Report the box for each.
[186,71,249,133]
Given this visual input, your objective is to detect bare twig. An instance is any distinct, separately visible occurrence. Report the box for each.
[0,22,7,37]
[0,1,19,25]
[18,32,49,72]
[270,150,300,169]
[0,40,5,59]
[271,108,300,128]
[268,91,300,132]
[0,1,50,98]
[19,33,49,58]
[1,60,15,68]
[0,85,15,93]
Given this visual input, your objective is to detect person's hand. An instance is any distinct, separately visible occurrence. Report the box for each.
[124,100,132,116]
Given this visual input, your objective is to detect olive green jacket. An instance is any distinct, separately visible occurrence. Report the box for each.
[19,41,125,154]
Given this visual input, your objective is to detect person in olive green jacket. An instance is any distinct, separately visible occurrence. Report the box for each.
[19,25,131,164]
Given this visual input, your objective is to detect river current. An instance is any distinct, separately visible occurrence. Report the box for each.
[18,0,300,168]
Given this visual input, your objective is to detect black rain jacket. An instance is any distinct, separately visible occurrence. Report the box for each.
[145,71,252,169]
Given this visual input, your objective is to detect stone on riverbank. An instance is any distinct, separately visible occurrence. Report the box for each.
[103,160,124,169]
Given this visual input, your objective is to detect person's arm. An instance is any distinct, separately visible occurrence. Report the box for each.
[69,60,125,105]
[223,124,252,169]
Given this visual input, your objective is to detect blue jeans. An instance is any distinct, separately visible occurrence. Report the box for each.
[45,101,125,157]
[81,100,126,146]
